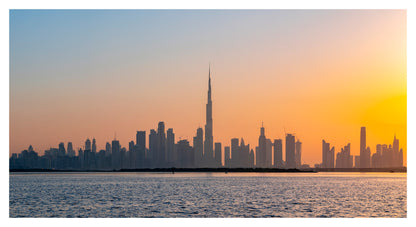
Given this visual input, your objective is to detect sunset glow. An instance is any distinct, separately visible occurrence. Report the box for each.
[9,10,406,166]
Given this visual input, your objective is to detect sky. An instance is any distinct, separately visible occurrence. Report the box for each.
[9,10,407,166]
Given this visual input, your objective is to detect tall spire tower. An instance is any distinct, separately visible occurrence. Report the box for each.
[204,64,214,166]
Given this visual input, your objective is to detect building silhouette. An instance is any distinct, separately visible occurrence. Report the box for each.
[257,123,266,168]
[360,127,371,168]
[166,128,175,167]
[240,139,250,167]
[111,139,121,170]
[231,138,239,168]
[149,129,157,167]
[204,66,214,167]
[266,139,273,168]
[273,139,283,168]
[214,142,222,167]
[157,122,166,167]
[295,139,302,168]
[92,138,97,154]
[8,64,406,171]
[371,135,404,168]
[336,143,353,168]
[193,127,204,167]
[67,142,75,157]
[224,146,231,168]
[285,134,296,168]
[321,140,334,168]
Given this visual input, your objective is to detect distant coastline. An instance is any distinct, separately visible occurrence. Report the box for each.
[9,167,406,173]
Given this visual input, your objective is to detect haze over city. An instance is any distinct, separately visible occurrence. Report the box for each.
[10,10,406,166]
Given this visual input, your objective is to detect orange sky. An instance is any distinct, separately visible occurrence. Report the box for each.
[10,10,406,166]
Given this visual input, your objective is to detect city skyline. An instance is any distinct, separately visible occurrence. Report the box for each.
[10,10,406,165]
[10,66,405,169]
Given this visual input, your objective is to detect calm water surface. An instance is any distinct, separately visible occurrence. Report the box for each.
[9,172,406,218]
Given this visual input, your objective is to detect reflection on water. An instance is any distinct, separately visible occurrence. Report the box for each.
[9,172,406,217]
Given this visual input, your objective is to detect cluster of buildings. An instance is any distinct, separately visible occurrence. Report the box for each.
[9,67,405,170]
[10,67,304,170]
[319,127,404,169]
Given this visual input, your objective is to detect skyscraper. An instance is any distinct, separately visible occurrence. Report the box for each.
[266,139,272,168]
[257,123,266,168]
[336,143,353,168]
[136,131,146,168]
[166,128,175,166]
[136,131,146,150]
[128,141,135,169]
[224,146,231,168]
[149,129,157,167]
[204,66,214,167]
[193,127,204,167]
[58,142,65,156]
[285,134,296,168]
[295,139,302,168]
[67,142,75,157]
[157,122,166,167]
[214,142,222,167]
[240,139,250,167]
[92,138,97,153]
[273,139,283,168]
[111,139,121,170]
[105,142,111,157]
[249,149,255,168]
[393,135,400,167]
[176,139,194,168]
[360,127,370,168]
[85,138,91,151]
[322,140,335,168]
[231,138,239,168]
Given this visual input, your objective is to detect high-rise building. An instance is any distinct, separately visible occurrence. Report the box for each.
[67,142,75,157]
[224,146,231,168]
[249,149,255,168]
[273,139,283,168]
[285,134,296,168]
[120,147,127,169]
[111,139,121,170]
[399,148,404,167]
[354,156,360,168]
[193,127,204,167]
[257,123,266,168]
[214,142,222,167]
[149,129,157,167]
[136,131,146,150]
[336,143,353,168]
[240,139,250,167]
[166,128,175,166]
[58,142,65,157]
[295,139,302,168]
[266,139,272,168]
[176,140,193,168]
[231,138,239,167]
[136,131,146,168]
[157,122,166,167]
[360,127,370,168]
[105,142,111,157]
[204,66,214,167]
[128,141,135,169]
[393,135,400,167]
[322,140,334,168]
[85,138,91,151]
[92,138,97,153]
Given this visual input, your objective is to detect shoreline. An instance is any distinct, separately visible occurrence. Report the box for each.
[9,167,407,173]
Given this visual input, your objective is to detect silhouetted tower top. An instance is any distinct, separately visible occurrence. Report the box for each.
[260,122,265,137]
[208,64,211,102]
